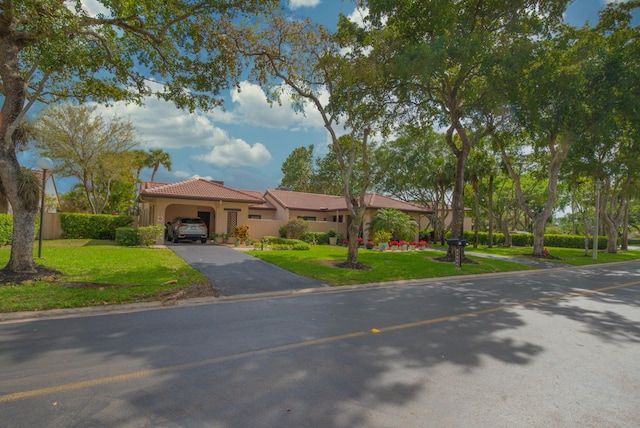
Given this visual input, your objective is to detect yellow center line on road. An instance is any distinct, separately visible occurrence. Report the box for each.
[2,280,639,403]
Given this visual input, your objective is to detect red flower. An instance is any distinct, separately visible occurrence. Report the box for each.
[390,240,400,247]
[358,237,363,244]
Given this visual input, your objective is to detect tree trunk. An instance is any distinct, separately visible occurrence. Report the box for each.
[472,173,479,248]
[0,37,39,274]
[532,216,546,255]
[488,174,494,248]
[446,141,469,261]
[621,201,629,251]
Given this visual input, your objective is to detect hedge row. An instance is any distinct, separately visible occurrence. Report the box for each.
[115,226,165,246]
[60,213,132,240]
[0,214,12,246]
[0,214,40,246]
[301,231,330,245]
[459,231,610,249]
[264,236,311,250]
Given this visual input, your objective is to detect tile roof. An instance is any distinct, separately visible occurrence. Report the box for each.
[140,178,264,203]
[266,189,433,214]
[242,190,276,210]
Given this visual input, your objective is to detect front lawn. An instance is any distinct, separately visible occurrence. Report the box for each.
[0,240,209,312]
[249,246,536,286]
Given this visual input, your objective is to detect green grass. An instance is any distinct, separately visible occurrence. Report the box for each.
[249,246,536,286]
[0,240,208,312]
[465,245,640,266]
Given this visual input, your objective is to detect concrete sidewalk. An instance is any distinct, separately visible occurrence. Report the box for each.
[169,243,328,296]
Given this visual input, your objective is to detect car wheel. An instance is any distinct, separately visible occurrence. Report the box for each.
[201,239,207,244]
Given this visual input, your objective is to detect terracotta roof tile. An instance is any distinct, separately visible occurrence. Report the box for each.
[266,190,433,214]
[140,178,264,203]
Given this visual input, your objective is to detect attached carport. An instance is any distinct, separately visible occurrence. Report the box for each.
[138,178,264,242]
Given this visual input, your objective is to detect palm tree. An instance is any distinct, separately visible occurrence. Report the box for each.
[145,149,172,181]
[368,208,418,241]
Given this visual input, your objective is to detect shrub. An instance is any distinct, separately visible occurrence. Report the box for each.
[138,226,165,246]
[302,231,328,245]
[232,225,250,241]
[279,218,309,239]
[115,226,164,246]
[60,213,132,240]
[115,227,140,246]
[0,214,12,245]
[272,244,293,250]
[0,214,41,245]
[291,242,311,250]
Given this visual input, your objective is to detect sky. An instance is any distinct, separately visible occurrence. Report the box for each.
[22,0,624,194]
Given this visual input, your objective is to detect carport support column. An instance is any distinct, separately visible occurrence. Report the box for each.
[155,201,171,245]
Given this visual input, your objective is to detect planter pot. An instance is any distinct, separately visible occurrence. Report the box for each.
[329,237,337,246]
[226,237,235,244]
[378,243,388,251]
[366,244,374,250]
[402,244,409,251]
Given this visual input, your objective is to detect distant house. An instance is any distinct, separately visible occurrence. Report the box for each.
[138,179,438,242]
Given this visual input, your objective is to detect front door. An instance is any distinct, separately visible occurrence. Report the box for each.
[198,211,211,238]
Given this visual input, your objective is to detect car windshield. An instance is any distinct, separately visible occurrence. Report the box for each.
[180,218,203,224]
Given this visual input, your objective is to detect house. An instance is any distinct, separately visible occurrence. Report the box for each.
[138,178,265,238]
[138,178,439,242]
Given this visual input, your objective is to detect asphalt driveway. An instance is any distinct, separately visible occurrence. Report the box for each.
[168,243,328,296]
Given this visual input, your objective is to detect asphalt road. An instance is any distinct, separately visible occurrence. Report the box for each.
[1,261,639,427]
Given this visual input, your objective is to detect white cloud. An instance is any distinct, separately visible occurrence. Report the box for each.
[192,140,272,167]
[288,0,321,10]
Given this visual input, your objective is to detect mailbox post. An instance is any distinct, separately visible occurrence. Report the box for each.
[447,238,470,269]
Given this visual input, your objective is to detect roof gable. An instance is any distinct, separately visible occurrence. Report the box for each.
[140,178,264,203]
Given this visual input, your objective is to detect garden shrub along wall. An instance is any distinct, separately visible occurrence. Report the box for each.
[460,231,611,249]
[60,213,132,240]
[0,214,12,245]
[0,214,41,245]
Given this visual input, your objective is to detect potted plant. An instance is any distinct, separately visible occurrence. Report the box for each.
[374,230,392,251]
[327,228,338,245]
[365,240,375,250]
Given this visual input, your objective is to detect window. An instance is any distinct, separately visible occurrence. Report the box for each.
[332,215,344,223]
[249,214,262,219]
[298,216,317,221]
[226,211,238,234]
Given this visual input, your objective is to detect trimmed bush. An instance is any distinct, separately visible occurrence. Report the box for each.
[116,225,164,247]
[0,214,41,245]
[302,231,329,245]
[265,236,310,250]
[279,218,309,239]
[272,244,294,251]
[115,227,140,246]
[138,226,164,246]
[60,213,132,240]
[0,214,12,245]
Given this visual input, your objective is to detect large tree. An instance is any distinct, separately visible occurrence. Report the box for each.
[0,0,278,274]
[372,126,455,245]
[361,0,568,260]
[238,14,390,266]
[279,145,315,192]
[31,104,140,214]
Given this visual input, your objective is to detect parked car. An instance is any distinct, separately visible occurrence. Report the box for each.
[166,217,207,243]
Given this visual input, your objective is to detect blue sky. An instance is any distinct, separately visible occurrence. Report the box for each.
[24,0,619,193]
